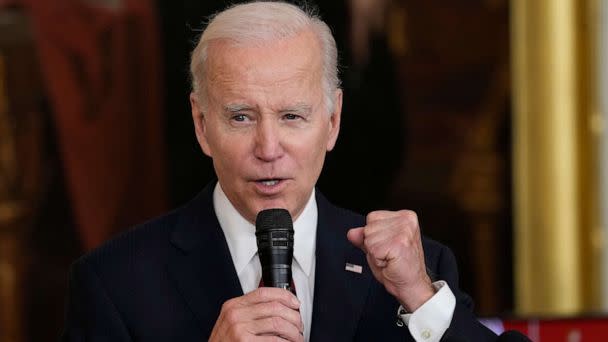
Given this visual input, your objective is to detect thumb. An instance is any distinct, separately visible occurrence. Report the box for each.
[347,227,365,250]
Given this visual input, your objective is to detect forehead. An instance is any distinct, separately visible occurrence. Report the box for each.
[204,30,324,105]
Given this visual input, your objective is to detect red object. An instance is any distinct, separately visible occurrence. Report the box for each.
[2,0,168,249]
[503,317,608,341]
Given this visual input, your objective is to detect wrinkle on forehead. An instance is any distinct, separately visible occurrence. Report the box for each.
[203,30,324,105]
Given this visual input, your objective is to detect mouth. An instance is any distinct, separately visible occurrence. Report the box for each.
[258,179,281,186]
[252,178,289,195]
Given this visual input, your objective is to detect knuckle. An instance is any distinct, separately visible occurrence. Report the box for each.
[269,301,282,312]
[366,209,378,221]
[225,309,239,324]
[398,235,413,248]
[367,244,381,258]
[221,299,234,312]
[271,316,283,330]
[400,209,418,223]
[363,239,374,253]
[256,287,269,299]
[366,211,381,222]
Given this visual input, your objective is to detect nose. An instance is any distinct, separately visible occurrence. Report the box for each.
[254,118,284,162]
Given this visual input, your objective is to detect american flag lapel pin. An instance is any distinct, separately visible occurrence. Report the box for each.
[345,262,363,274]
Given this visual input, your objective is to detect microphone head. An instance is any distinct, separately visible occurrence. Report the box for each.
[255,209,294,291]
[256,208,293,232]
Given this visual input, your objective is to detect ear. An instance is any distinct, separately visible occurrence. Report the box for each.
[326,89,342,151]
[190,93,212,157]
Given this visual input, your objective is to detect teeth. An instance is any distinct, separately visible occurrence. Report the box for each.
[261,180,279,186]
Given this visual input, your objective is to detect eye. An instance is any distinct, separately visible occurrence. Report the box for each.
[283,113,300,121]
[231,114,249,122]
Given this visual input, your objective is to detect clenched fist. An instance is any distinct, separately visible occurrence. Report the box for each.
[347,210,435,311]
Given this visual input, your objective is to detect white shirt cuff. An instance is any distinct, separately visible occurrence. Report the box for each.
[397,280,456,342]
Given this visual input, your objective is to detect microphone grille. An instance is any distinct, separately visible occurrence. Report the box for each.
[255,208,293,232]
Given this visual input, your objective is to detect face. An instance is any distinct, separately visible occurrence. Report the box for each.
[190,29,342,223]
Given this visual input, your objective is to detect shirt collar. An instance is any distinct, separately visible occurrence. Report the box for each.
[213,183,317,277]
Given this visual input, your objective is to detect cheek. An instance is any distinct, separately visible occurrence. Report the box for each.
[208,125,251,158]
[206,133,250,175]
[291,131,329,170]
[217,143,249,170]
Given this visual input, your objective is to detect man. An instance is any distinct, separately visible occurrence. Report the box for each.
[62,2,496,341]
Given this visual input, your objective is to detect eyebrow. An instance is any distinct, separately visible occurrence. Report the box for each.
[223,103,313,115]
[224,103,254,113]
[280,103,312,115]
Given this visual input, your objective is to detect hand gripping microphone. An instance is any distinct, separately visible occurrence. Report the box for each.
[255,208,295,293]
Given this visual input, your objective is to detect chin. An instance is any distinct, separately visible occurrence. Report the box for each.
[257,201,289,211]
[254,199,291,213]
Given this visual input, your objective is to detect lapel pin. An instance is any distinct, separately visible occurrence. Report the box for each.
[345,262,363,274]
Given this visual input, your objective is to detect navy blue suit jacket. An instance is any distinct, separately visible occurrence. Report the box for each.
[61,183,496,341]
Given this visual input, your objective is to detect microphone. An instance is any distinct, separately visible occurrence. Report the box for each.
[255,208,295,293]
[497,330,532,342]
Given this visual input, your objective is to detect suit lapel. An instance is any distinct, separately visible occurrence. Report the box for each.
[310,192,373,342]
[167,183,243,337]
[166,184,374,340]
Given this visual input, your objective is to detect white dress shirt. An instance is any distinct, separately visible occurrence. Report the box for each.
[213,184,317,341]
[212,183,456,342]
[398,281,456,342]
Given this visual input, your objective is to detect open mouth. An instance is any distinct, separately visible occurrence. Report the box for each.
[252,178,288,195]
[256,178,282,186]
[259,179,280,186]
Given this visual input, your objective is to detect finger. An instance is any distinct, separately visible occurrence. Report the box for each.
[257,336,291,342]
[239,287,300,310]
[257,334,303,342]
[360,221,402,250]
[366,210,405,223]
[350,222,404,256]
[362,220,401,241]
[347,227,365,249]
[251,316,304,342]
[365,239,392,266]
[249,301,304,332]
[371,257,388,268]
[367,210,419,231]
[363,229,411,264]
[213,297,302,342]
[363,215,419,244]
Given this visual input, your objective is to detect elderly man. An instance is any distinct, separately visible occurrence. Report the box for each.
[62,2,496,341]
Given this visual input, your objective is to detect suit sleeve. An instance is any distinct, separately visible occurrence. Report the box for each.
[61,259,132,342]
[434,245,497,341]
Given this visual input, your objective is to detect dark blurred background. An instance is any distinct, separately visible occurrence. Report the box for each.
[0,0,512,340]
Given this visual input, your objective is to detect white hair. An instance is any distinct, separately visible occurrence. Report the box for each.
[189,1,340,113]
